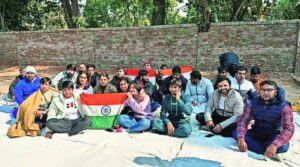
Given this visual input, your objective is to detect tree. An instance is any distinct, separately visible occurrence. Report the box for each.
[60,0,80,28]
[151,0,167,25]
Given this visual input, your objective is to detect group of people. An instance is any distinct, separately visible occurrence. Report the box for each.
[5,59,294,161]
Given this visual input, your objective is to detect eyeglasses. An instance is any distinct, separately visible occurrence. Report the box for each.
[260,88,275,92]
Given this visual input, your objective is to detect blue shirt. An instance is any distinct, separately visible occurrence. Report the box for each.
[14,77,41,105]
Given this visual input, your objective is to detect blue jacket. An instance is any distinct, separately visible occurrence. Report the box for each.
[14,77,41,105]
[251,94,288,140]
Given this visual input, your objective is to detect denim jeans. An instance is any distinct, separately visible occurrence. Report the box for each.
[233,130,289,154]
[118,115,151,133]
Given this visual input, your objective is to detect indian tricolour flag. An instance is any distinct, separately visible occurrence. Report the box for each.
[160,65,193,80]
[126,68,156,85]
[80,93,127,129]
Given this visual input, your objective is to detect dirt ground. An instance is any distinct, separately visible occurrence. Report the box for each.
[0,65,299,102]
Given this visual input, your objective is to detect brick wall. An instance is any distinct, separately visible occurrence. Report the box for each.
[0,20,299,73]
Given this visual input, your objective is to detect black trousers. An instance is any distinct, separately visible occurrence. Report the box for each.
[196,112,236,137]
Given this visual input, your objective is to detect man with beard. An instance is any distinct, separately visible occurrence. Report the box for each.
[78,63,87,73]
[134,69,156,98]
[154,65,188,104]
[234,80,294,161]
[14,66,41,105]
[249,66,263,92]
[110,67,131,92]
[196,76,243,137]
[185,70,214,114]
[87,64,100,88]
[51,64,78,91]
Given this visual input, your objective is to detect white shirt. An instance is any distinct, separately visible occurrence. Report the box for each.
[64,98,80,120]
[230,77,255,101]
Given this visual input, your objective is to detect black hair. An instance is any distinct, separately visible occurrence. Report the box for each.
[227,64,238,77]
[116,67,125,71]
[62,80,74,90]
[236,65,248,73]
[99,72,109,80]
[160,64,168,69]
[172,65,181,74]
[215,76,231,88]
[40,77,51,85]
[260,80,277,89]
[169,78,182,88]
[75,71,90,90]
[217,66,226,73]
[138,69,148,76]
[66,64,76,71]
[190,70,202,80]
[87,64,96,70]
[250,67,261,75]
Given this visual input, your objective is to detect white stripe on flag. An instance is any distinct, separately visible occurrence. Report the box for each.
[82,104,124,116]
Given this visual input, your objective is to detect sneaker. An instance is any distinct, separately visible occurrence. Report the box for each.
[52,133,69,139]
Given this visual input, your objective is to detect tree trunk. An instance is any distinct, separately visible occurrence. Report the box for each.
[232,0,249,21]
[151,0,166,25]
[60,0,78,28]
[200,0,210,32]
[0,0,7,31]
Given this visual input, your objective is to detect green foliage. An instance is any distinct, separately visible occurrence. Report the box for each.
[83,0,152,28]
[0,0,299,31]
[271,0,300,20]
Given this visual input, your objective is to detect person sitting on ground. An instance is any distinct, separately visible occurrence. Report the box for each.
[226,63,238,80]
[46,81,91,139]
[94,73,117,94]
[152,78,192,138]
[35,77,60,129]
[51,64,78,91]
[156,64,168,88]
[117,82,152,133]
[234,80,294,160]
[230,65,257,105]
[7,67,25,101]
[143,59,152,70]
[78,63,87,73]
[154,65,188,104]
[249,66,263,92]
[7,77,59,137]
[211,66,227,90]
[14,66,41,106]
[185,70,214,114]
[134,69,156,98]
[196,76,243,137]
[87,64,99,88]
[118,78,131,93]
[110,67,131,92]
[74,71,93,95]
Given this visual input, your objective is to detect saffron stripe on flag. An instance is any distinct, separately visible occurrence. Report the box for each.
[126,68,157,85]
[80,93,127,105]
[160,65,193,80]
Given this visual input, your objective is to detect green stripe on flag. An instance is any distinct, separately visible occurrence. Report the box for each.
[88,115,119,129]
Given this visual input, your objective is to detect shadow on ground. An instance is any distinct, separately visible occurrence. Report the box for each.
[134,156,221,167]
